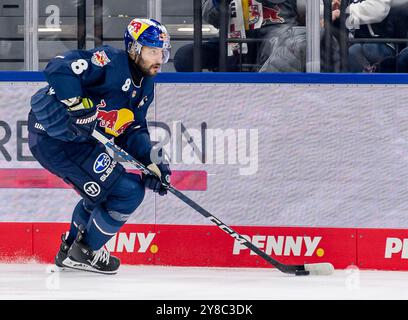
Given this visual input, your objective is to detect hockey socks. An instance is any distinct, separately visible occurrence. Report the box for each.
[65,200,92,246]
[83,206,126,250]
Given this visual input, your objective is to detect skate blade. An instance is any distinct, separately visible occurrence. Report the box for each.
[61,258,118,275]
[49,264,77,273]
[51,257,83,273]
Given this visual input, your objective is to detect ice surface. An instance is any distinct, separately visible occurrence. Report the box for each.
[1,263,408,300]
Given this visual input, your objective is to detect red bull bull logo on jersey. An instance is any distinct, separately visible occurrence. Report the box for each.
[91,50,111,67]
[97,108,135,137]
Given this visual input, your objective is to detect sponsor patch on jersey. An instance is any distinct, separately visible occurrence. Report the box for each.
[91,50,111,67]
[93,153,111,174]
[137,96,148,108]
[97,108,135,137]
[83,182,101,197]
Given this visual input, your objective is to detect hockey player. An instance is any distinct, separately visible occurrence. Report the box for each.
[27,18,171,274]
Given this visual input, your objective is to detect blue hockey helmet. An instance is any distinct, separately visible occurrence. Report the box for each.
[124,18,171,63]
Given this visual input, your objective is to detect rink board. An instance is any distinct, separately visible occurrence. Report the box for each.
[1,222,408,270]
[2,72,408,270]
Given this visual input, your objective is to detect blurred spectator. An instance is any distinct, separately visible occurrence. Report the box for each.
[333,0,396,72]
[257,0,308,72]
[397,47,408,72]
[174,0,251,72]
[173,38,238,72]
[344,0,408,73]
[381,2,408,72]
[174,0,335,72]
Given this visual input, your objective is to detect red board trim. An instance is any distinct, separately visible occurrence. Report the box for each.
[0,169,207,191]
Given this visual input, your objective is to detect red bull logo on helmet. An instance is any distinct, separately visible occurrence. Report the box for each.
[128,19,150,42]
[129,20,142,34]
[97,108,135,137]
[159,33,168,41]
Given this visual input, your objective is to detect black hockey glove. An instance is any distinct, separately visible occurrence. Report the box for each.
[66,98,98,137]
[142,162,171,196]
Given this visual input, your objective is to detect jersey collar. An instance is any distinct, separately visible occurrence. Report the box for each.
[128,55,144,88]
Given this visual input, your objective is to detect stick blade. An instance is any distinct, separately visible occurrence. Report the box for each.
[304,263,334,275]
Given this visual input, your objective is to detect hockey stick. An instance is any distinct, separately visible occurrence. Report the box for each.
[92,130,334,276]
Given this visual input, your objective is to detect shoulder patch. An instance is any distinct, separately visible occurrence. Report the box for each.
[91,50,111,67]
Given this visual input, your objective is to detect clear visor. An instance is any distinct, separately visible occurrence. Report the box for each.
[136,44,170,64]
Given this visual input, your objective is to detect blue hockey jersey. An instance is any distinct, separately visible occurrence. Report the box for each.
[29,45,154,143]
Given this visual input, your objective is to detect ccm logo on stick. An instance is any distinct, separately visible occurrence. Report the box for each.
[208,216,247,245]
[385,237,408,258]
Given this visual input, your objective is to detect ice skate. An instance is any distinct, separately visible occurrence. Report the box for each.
[67,227,120,275]
[53,232,78,271]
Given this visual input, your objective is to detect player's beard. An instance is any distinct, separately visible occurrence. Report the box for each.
[134,55,161,76]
